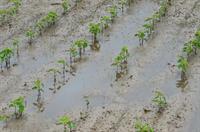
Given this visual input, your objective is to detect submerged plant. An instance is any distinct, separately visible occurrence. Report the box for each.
[9,96,25,119]
[135,30,145,46]
[69,45,78,66]
[62,0,70,14]
[32,79,44,104]
[152,91,167,112]
[74,38,88,59]
[58,115,76,132]
[58,59,68,84]
[119,0,127,12]
[134,119,154,132]
[48,68,60,93]
[177,56,189,79]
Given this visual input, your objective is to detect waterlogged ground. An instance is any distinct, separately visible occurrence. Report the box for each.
[0,0,200,132]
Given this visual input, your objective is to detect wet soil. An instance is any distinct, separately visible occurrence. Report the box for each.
[0,0,200,131]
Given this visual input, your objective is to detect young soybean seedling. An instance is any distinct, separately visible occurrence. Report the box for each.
[62,0,70,15]
[0,115,9,127]
[69,44,78,67]
[183,42,194,57]
[107,5,117,22]
[177,56,189,79]
[32,79,44,104]
[100,16,111,30]
[25,28,35,45]
[135,30,146,46]
[134,119,154,132]
[48,68,60,93]
[58,115,76,132]
[74,38,88,59]
[89,23,101,49]
[9,96,25,119]
[152,91,167,113]
[58,59,68,84]
[1,48,13,69]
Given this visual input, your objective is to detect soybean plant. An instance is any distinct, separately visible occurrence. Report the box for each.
[32,79,44,104]
[89,23,101,50]
[9,96,25,119]
[177,56,189,79]
[134,119,154,132]
[152,91,167,113]
[62,0,69,14]
[58,115,76,132]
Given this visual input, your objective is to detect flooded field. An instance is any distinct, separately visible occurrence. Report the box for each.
[0,0,200,132]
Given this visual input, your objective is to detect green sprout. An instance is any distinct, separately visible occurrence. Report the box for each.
[107,5,117,22]
[9,96,25,119]
[32,79,44,104]
[0,48,13,70]
[69,45,78,66]
[112,46,129,80]
[62,0,70,14]
[135,30,145,46]
[89,23,101,45]
[134,119,154,132]
[177,56,189,79]
[100,16,111,29]
[74,38,88,59]
[152,91,167,112]
[58,115,76,132]
[25,28,35,45]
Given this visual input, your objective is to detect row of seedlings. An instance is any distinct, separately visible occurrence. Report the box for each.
[0,0,22,25]
[177,28,200,79]
[135,0,170,46]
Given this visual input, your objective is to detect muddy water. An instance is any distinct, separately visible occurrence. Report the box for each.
[42,0,159,119]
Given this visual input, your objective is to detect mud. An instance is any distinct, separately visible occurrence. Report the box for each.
[0,0,200,131]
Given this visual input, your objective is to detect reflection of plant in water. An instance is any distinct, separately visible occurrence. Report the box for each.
[152,91,167,112]
[9,96,25,119]
[134,119,154,132]
[74,38,88,59]
[58,115,76,132]
[32,79,44,104]
[135,30,145,46]
[62,0,69,14]
[177,56,188,79]
[48,68,60,93]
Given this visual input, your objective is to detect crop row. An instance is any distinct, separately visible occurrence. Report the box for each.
[0,0,22,25]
